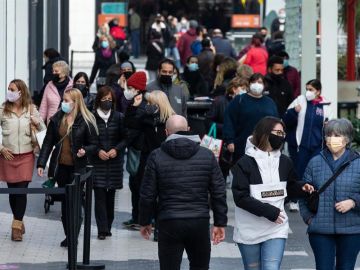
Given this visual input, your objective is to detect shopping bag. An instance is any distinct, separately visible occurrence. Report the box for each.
[126,147,141,177]
[200,123,223,160]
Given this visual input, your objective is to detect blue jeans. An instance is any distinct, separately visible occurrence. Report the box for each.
[309,233,360,270]
[238,238,286,270]
[165,47,181,69]
[131,29,140,58]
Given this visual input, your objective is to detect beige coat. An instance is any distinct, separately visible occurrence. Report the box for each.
[0,105,46,154]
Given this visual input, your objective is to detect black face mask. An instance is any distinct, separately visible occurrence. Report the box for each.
[159,75,172,85]
[52,74,61,83]
[270,73,283,82]
[74,84,88,97]
[100,100,112,111]
[268,133,285,150]
[123,71,133,80]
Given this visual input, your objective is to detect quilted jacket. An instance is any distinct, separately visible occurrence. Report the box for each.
[299,149,360,234]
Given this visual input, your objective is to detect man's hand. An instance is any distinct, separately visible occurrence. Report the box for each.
[98,150,109,161]
[108,149,117,159]
[227,143,235,153]
[140,225,152,240]
[335,199,355,213]
[212,226,225,245]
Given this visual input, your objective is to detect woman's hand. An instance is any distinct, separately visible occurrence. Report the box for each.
[302,184,315,194]
[77,148,86,158]
[98,150,109,161]
[38,167,44,177]
[133,94,142,107]
[0,147,14,161]
[108,149,117,159]
[295,104,301,113]
[335,199,355,213]
[275,211,285,224]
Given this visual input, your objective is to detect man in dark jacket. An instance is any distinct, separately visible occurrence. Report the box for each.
[277,51,301,98]
[139,115,228,270]
[264,56,293,117]
[211,29,237,59]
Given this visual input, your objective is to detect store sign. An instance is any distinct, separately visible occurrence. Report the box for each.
[101,3,126,14]
[232,14,260,28]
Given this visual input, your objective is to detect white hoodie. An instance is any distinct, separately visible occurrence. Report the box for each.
[233,137,289,245]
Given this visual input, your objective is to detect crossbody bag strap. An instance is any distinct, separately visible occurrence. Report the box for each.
[317,161,352,194]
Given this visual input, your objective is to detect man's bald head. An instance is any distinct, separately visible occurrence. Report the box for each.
[166,115,189,135]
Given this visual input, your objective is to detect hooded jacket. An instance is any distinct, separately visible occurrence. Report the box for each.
[232,137,307,244]
[139,133,228,227]
[178,28,197,65]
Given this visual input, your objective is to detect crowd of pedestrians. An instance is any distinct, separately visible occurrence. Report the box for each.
[0,10,359,270]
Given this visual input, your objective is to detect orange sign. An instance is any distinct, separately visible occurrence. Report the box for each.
[231,14,260,28]
[98,14,127,27]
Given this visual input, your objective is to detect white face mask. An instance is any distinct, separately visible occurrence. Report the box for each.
[305,90,316,101]
[249,82,264,95]
[7,90,21,102]
[236,88,247,96]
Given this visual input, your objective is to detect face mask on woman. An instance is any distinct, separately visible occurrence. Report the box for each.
[305,90,316,101]
[268,133,285,150]
[61,102,73,114]
[7,90,21,102]
[101,40,109,49]
[74,84,88,97]
[188,63,199,72]
[326,136,346,153]
[124,88,137,100]
[100,100,112,111]
[249,82,264,95]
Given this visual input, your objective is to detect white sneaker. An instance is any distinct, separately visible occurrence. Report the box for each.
[289,202,299,212]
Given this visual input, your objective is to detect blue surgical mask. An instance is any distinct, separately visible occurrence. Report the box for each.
[61,102,73,114]
[188,63,199,72]
[283,59,289,68]
[101,40,109,49]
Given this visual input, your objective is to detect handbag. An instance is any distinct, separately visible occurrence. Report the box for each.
[306,161,352,214]
[126,147,141,177]
[200,123,223,161]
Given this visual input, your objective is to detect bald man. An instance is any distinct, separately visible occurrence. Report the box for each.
[139,115,228,270]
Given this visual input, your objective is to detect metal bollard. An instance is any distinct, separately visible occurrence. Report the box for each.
[66,182,77,270]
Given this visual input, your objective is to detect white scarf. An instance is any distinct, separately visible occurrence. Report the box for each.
[97,108,111,123]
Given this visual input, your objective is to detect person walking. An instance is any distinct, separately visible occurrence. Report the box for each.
[0,79,46,241]
[146,59,188,116]
[277,51,300,98]
[198,38,215,93]
[182,55,208,97]
[146,30,165,82]
[39,60,73,124]
[211,29,237,59]
[241,33,268,76]
[73,72,95,111]
[178,20,198,66]
[92,86,127,239]
[129,7,141,59]
[139,115,228,270]
[232,116,314,270]
[164,16,181,69]
[283,79,332,211]
[300,119,360,270]
[37,88,98,247]
[211,57,238,97]
[223,73,278,162]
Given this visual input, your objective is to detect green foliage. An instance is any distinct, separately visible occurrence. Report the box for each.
[338,0,360,35]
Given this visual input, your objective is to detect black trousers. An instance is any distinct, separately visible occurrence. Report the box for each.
[129,153,148,223]
[94,187,116,234]
[158,219,211,270]
[7,182,29,221]
[54,164,82,236]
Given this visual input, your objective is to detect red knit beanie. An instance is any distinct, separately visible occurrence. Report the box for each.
[127,71,147,91]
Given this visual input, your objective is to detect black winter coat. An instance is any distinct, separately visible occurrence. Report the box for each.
[145,40,165,71]
[37,111,98,175]
[91,110,127,189]
[89,49,116,84]
[206,95,232,139]
[139,135,228,226]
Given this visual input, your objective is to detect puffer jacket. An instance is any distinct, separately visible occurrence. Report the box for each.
[139,133,228,227]
[0,105,46,154]
[37,110,98,175]
[91,110,126,189]
[299,149,360,234]
[39,80,73,124]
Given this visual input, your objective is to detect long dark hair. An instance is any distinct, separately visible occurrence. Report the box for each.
[73,72,90,88]
[252,117,285,151]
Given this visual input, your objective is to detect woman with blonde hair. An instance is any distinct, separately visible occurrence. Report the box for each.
[40,60,73,124]
[37,88,98,247]
[0,79,46,241]
[212,57,238,97]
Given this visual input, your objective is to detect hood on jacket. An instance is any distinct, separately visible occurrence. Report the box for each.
[162,133,201,159]
[245,136,281,159]
[186,28,197,37]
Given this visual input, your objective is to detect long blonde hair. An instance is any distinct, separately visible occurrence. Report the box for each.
[62,88,99,135]
[146,90,175,123]
[214,57,238,88]
[3,79,32,116]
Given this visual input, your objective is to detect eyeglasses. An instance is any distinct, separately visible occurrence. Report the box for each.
[272,130,286,137]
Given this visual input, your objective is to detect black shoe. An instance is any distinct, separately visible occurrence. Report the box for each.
[60,238,68,247]
[105,232,112,237]
[97,233,106,240]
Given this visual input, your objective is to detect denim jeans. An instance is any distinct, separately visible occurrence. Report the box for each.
[238,238,286,270]
[131,29,140,58]
[165,47,181,69]
[309,233,360,270]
